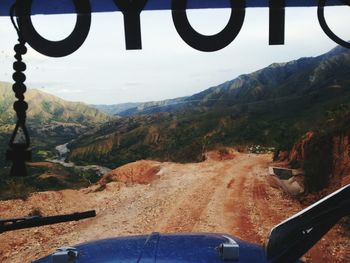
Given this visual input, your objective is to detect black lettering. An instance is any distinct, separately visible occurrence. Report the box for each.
[16,0,91,57]
[171,0,245,52]
[269,0,285,45]
[318,0,350,49]
[113,0,148,50]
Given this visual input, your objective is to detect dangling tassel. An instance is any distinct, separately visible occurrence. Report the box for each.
[6,4,32,177]
[6,144,31,177]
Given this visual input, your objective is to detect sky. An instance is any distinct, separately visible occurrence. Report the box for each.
[0,6,349,105]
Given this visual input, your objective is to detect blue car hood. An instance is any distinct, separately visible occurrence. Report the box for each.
[33,233,268,263]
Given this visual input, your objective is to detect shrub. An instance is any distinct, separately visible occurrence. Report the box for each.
[303,134,333,192]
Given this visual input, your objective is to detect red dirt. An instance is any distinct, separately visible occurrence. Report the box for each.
[333,135,350,188]
[0,152,348,263]
[289,131,314,164]
[227,179,235,189]
[205,148,236,161]
[99,160,161,185]
[342,175,350,186]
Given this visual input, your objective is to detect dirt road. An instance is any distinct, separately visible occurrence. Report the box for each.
[0,153,348,262]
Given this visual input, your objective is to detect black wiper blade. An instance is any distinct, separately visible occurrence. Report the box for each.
[266,184,350,263]
[0,210,96,233]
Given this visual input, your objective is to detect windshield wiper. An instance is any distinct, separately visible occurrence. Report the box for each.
[266,184,350,263]
[0,210,96,233]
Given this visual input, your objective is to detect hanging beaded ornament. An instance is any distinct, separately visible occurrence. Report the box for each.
[6,4,31,177]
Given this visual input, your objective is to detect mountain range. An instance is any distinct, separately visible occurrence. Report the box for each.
[91,97,189,117]
[0,45,349,193]
[93,45,350,117]
[67,45,350,170]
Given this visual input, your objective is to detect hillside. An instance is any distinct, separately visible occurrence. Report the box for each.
[117,97,189,116]
[90,102,142,116]
[0,82,109,126]
[68,45,350,172]
[202,45,348,105]
[286,107,350,192]
[91,96,188,117]
[0,83,111,166]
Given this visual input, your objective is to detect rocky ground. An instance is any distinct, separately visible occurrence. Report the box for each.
[0,152,348,262]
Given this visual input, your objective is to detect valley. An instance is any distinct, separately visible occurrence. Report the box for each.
[71,45,350,184]
[0,152,348,263]
[50,141,110,176]
[0,81,111,167]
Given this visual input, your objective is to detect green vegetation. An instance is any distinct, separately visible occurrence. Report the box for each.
[0,82,112,168]
[68,46,350,195]
[303,134,333,192]
[0,163,100,200]
[69,86,350,169]
[0,82,110,126]
[302,106,350,192]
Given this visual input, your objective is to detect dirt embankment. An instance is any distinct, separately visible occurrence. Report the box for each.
[333,135,350,187]
[0,152,348,263]
[278,132,350,195]
[99,160,161,186]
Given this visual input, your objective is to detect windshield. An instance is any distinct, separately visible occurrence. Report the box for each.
[0,5,349,263]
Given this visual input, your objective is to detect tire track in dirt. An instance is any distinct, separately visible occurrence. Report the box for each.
[157,161,233,232]
[191,155,268,241]
[224,159,267,244]
[249,172,283,244]
[226,159,345,263]
[1,152,348,263]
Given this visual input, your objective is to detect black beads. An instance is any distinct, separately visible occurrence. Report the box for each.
[14,53,22,61]
[14,43,27,55]
[8,8,31,177]
[12,42,27,103]
[13,83,27,95]
[13,61,26,71]
[13,100,28,113]
[9,40,31,165]
[12,71,26,83]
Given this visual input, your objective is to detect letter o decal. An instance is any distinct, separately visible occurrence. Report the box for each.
[16,0,92,57]
[172,0,245,52]
[318,0,350,49]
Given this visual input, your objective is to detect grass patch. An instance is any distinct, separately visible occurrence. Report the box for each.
[0,163,100,200]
